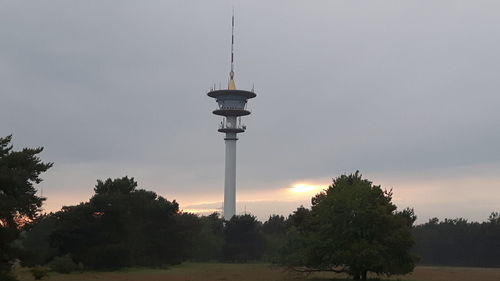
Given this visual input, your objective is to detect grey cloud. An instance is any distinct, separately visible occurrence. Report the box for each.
[1,1,500,219]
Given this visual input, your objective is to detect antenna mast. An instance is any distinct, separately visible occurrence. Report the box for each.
[230,11,235,80]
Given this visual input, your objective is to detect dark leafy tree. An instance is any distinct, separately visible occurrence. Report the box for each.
[0,135,52,277]
[18,214,58,266]
[51,177,192,269]
[222,214,265,262]
[262,215,287,235]
[286,206,311,232]
[280,207,313,266]
[281,172,417,280]
[174,212,202,259]
[262,215,287,261]
[191,213,224,261]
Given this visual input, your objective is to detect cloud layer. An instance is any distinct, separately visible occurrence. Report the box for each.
[1,1,499,222]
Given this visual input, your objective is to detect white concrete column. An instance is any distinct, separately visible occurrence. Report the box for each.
[224,132,237,220]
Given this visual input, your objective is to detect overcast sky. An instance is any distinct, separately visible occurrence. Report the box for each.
[2,1,499,223]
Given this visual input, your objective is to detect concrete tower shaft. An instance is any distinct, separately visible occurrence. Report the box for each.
[224,132,237,219]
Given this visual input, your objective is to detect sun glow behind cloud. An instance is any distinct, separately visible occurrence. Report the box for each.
[178,180,330,219]
[289,183,325,194]
[182,208,220,215]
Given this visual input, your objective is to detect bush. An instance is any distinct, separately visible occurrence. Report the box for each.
[0,272,18,281]
[80,245,132,270]
[30,266,49,280]
[49,255,79,273]
[19,216,59,267]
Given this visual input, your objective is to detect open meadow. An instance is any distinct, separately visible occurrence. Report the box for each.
[15,263,500,281]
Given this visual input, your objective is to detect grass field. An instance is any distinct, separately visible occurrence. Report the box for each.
[15,263,500,281]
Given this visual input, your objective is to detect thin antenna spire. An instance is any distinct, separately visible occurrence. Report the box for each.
[228,10,236,90]
[230,9,234,80]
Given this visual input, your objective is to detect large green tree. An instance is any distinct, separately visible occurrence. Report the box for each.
[0,135,52,277]
[51,177,195,269]
[281,172,417,280]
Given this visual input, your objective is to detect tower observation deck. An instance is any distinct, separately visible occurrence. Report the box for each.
[207,14,256,220]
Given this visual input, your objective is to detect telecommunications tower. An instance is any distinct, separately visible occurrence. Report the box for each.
[207,14,256,220]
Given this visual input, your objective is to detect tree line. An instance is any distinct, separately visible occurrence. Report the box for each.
[1,135,499,281]
[16,174,417,279]
[412,214,500,267]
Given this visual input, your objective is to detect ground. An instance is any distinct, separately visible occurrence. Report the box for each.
[15,263,500,281]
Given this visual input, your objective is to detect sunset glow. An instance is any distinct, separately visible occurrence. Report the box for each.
[182,208,220,214]
[290,183,324,194]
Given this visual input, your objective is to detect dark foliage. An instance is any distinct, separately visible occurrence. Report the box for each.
[30,266,49,280]
[48,255,80,273]
[262,215,287,235]
[190,213,224,261]
[222,214,265,262]
[262,215,287,261]
[0,135,52,276]
[50,177,195,269]
[0,271,18,281]
[286,206,311,230]
[413,213,500,267]
[18,215,58,266]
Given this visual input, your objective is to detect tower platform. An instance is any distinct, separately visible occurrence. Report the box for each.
[207,89,257,99]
